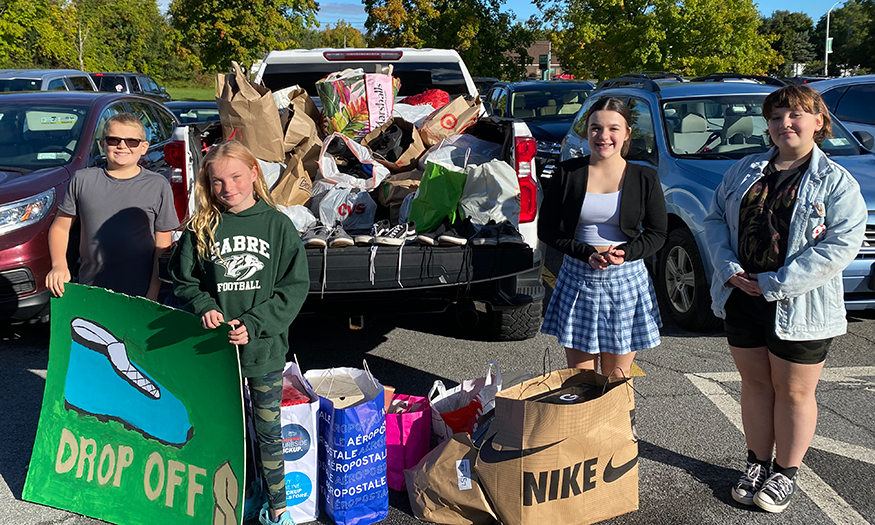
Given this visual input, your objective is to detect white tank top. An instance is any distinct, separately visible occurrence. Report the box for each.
[574,191,629,245]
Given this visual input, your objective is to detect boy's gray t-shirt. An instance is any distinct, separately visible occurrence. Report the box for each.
[59,167,180,297]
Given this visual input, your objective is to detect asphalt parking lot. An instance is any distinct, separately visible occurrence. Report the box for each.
[2,271,874,525]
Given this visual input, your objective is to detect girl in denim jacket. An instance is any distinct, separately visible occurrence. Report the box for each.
[704,84,866,513]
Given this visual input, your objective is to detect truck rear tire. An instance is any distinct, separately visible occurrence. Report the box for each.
[487,301,543,341]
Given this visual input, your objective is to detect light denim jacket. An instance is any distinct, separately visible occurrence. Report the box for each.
[703,145,867,341]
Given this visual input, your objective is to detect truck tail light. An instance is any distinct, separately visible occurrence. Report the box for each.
[164,141,188,223]
[515,136,538,223]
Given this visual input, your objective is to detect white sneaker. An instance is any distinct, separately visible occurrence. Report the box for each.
[754,471,797,513]
[376,221,416,246]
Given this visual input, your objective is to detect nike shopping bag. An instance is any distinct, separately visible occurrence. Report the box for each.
[304,363,388,525]
[474,368,638,525]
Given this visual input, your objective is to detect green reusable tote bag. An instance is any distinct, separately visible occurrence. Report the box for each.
[408,160,467,233]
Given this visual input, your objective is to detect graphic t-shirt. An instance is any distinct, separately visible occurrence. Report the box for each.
[737,157,809,274]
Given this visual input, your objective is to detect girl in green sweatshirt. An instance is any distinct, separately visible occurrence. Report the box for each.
[169,141,309,525]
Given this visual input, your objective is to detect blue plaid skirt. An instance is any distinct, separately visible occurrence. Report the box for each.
[542,256,662,354]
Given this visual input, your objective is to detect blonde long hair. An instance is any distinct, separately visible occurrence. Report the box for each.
[188,140,276,260]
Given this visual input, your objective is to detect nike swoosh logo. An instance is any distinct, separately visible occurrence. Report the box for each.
[603,453,638,483]
[477,435,565,464]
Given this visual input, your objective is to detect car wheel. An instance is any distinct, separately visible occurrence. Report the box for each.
[487,301,543,341]
[655,228,721,332]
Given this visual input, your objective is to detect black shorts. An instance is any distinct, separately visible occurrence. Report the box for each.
[723,289,831,365]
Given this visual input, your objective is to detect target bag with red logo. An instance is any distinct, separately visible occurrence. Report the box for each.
[280,358,320,523]
[419,95,482,148]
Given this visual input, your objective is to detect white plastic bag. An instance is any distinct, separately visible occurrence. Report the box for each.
[429,361,502,442]
[257,159,285,190]
[318,184,377,230]
[318,132,391,190]
[417,134,502,171]
[392,102,436,128]
[277,204,317,234]
[460,159,521,227]
[280,358,320,523]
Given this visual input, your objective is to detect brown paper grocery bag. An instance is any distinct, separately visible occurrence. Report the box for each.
[281,87,323,155]
[475,369,638,525]
[271,154,312,207]
[404,433,498,525]
[362,118,426,172]
[377,169,422,225]
[419,95,482,147]
[216,61,285,162]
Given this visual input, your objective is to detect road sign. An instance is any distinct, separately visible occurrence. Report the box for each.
[539,54,549,70]
[827,37,834,53]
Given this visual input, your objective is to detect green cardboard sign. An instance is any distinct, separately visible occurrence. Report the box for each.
[23,284,245,525]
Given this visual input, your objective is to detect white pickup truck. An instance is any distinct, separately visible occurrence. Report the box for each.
[232,48,547,340]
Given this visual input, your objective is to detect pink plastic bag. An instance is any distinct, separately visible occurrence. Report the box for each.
[386,394,431,491]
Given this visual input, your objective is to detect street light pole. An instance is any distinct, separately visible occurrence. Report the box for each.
[824,1,842,76]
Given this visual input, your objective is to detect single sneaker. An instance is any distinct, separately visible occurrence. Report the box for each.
[328,223,354,247]
[496,220,524,245]
[754,471,797,513]
[258,503,296,525]
[731,459,769,506]
[354,219,390,245]
[417,217,452,246]
[470,220,499,246]
[302,222,330,248]
[438,217,477,246]
[376,221,416,246]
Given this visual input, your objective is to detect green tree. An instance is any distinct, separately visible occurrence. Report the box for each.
[0,0,76,68]
[169,0,320,72]
[812,0,872,74]
[321,20,367,47]
[760,11,816,77]
[364,0,535,79]
[537,0,779,80]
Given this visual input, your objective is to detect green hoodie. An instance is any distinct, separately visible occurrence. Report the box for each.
[169,200,309,378]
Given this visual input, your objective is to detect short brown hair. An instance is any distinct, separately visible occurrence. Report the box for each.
[762,84,832,146]
[103,113,147,141]
[582,97,633,157]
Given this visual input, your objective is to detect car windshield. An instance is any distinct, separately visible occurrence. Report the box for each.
[663,95,862,159]
[0,79,42,92]
[0,103,89,169]
[510,87,592,119]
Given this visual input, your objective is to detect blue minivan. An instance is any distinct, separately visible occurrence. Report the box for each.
[557,75,875,331]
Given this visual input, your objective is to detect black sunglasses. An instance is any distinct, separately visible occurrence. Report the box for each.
[104,136,145,148]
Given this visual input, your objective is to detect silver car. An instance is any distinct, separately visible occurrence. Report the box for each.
[0,69,97,92]
[813,75,875,142]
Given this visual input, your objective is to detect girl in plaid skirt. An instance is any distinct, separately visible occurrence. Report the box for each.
[539,97,667,377]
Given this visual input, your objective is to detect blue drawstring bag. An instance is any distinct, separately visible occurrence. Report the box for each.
[305,362,388,525]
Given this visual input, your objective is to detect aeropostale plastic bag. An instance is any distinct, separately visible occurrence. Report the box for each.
[304,364,388,525]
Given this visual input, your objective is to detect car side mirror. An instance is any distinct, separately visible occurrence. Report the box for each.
[483,102,493,116]
[159,87,166,93]
[853,130,874,151]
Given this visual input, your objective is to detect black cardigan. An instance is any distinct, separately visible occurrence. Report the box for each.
[538,156,667,263]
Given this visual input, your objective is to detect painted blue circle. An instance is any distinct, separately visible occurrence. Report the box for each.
[281,423,311,462]
[285,472,313,506]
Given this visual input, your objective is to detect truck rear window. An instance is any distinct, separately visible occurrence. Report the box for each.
[92,75,128,92]
[261,62,470,98]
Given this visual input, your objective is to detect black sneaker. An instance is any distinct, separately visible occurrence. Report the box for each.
[496,220,524,245]
[470,220,499,246]
[354,220,390,245]
[731,460,769,506]
[302,222,330,248]
[438,217,476,246]
[754,471,797,513]
[328,223,354,247]
[417,217,452,246]
[376,221,416,246]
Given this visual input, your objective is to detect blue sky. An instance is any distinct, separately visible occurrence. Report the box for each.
[312,0,832,30]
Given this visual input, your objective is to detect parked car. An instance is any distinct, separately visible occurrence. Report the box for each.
[472,76,500,99]
[484,80,595,178]
[165,101,220,124]
[559,75,875,330]
[0,92,192,324]
[785,76,830,85]
[252,48,546,340]
[597,72,685,89]
[813,75,875,141]
[0,69,96,92]
[90,72,171,103]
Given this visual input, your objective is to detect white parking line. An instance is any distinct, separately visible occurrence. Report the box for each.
[686,372,871,525]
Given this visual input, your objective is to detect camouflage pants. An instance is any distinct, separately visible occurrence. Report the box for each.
[248,369,286,510]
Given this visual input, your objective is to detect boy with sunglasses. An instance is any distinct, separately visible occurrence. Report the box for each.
[46,113,179,300]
